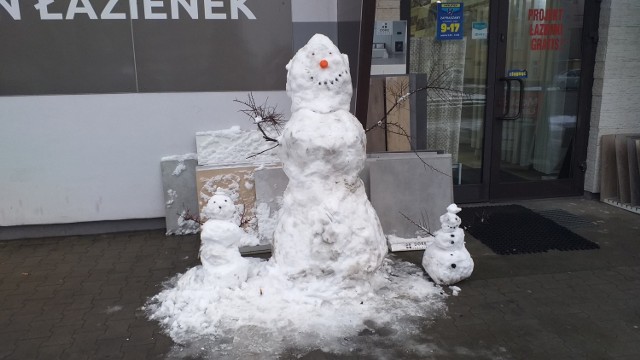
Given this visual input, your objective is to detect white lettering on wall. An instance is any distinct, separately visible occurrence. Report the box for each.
[204,0,225,20]
[144,0,167,20]
[0,0,20,20]
[101,0,126,20]
[129,0,138,19]
[171,0,198,19]
[13,0,259,21]
[66,0,98,20]
[230,0,255,20]
[34,0,63,20]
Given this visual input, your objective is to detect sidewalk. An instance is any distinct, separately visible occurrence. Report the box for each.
[1,197,639,359]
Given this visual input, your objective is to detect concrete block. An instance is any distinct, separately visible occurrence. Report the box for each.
[254,167,289,244]
[599,134,618,199]
[369,154,453,238]
[195,128,280,167]
[161,156,199,235]
[615,134,633,203]
[627,137,640,205]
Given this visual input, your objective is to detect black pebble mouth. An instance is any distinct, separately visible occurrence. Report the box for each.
[310,70,348,87]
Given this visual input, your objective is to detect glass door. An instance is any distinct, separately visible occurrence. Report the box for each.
[363,0,598,202]
[407,0,492,188]
[488,0,594,199]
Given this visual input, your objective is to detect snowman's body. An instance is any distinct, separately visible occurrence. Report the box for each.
[272,34,387,280]
[199,192,259,288]
[422,204,474,285]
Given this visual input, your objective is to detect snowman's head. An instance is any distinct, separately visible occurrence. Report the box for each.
[286,34,352,113]
[203,192,236,221]
[440,212,461,232]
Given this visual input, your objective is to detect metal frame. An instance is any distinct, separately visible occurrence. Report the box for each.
[488,0,601,200]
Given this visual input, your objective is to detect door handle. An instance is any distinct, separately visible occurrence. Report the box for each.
[498,77,524,120]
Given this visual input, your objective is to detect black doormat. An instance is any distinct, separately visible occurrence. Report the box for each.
[459,204,600,255]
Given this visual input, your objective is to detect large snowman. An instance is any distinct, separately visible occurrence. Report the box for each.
[272,34,387,281]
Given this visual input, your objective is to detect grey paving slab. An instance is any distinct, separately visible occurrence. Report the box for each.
[0,197,639,359]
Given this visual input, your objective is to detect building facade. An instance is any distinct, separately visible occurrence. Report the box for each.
[0,0,638,236]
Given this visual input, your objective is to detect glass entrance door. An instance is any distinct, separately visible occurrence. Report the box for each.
[488,0,593,199]
[366,0,598,201]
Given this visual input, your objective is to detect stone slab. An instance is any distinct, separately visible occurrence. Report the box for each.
[369,154,453,238]
[195,129,280,167]
[253,167,289,244]
[615,134,632,203]
[195,165,257,229]
[599,134,618,200]
[627,136,640,205]
[161,157,199,235]
[363,151,439,198]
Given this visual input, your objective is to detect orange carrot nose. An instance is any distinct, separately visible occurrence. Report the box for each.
[319,59,329,69]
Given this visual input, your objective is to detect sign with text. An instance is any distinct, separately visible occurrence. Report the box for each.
[0,0,292,95]
[507,69,528,79]
[528,7,564,51]
[436,3,463,41]
[471,21,487,40]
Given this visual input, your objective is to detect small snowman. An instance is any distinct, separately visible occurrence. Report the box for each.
[199,191,259,288]
[422,204,474,285]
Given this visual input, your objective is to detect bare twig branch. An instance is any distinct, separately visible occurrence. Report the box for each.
[377,121,450,178]
[400,211,434,236]
[239,202,251,228]
[364,72,470,178]
[234,93,284,143]
[246,143,280,159]
[180,209,204,225]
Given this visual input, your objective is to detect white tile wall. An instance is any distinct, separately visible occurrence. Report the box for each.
[584,0,640,193]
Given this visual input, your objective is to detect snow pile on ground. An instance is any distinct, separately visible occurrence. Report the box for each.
[146,257,446,357]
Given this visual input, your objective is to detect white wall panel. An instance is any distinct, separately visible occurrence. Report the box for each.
[0,92,290,226]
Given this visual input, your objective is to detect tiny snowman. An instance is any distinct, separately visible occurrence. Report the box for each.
[199,191,259,288]
[422,204,474,285]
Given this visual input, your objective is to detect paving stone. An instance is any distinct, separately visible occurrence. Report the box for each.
[8,338,43,359]
[36,344,71,360]
[121,343,154,360]
[99,319,132,339]
[41,324,77,347]
[93,337,126,358]
[22,320,56,340]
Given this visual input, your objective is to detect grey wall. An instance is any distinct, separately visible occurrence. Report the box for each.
[0,0,292,95]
